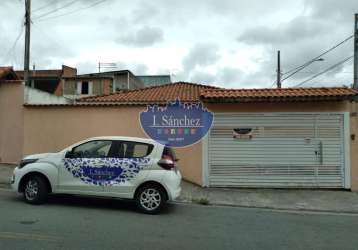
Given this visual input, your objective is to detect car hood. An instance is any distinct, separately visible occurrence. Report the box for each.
[23,152,59,160]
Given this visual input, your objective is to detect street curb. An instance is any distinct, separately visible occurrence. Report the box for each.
[174,200,358,215]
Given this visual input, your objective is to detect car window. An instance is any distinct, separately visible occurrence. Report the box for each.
[72,140,112,158]
[116,141,154,158]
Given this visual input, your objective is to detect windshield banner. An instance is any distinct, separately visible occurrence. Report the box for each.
[140,100,214,147]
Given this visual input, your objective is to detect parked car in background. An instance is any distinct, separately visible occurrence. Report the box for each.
[11,136,181,214]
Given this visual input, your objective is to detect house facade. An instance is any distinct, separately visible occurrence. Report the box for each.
[15,65,77,96]
[80,70,144,91]
[1,79,358,191]
[62,76,112,98]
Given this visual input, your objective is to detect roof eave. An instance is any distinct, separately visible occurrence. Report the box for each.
[200,95,357,103]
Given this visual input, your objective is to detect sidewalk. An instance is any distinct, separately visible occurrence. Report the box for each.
[0,164,15,188]
[2,163,358,213]
[178,181,358,214]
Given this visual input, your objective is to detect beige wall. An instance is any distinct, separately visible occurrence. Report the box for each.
[19,100,358,190]
[23,106,203,185]
[0,81,24,163]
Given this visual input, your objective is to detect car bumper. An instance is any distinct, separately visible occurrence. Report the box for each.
[165,170,182,201]
[170,185,181,200]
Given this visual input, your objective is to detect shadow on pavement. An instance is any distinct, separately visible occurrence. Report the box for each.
[9,192,176,215]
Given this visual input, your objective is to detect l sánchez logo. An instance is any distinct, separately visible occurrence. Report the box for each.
[139,99,214,147]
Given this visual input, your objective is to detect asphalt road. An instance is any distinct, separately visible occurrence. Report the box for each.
[0,189,358,250]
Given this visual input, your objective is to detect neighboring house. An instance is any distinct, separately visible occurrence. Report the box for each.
[80,70,144,91]
[62,76,112,99]
[15,65,77,96]
[15,65,171,98]
[0,66,19,81]
[137,75,171,87]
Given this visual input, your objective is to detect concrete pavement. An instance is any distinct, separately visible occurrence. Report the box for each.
[2,163,358,213]
[178,181,358,214]
[0,164,14,188]
[0,189,358,250]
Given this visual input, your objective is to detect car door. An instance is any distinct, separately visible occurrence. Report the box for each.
[102,140,154,198]
[58,140,114,194]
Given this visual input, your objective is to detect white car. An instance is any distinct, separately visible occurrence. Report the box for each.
[11,136,182,214]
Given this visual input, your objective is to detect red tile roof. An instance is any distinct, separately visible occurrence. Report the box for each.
[79,82,220,104]
[0,67,19,80]
[77,83,357,105]
[200,87,358,102]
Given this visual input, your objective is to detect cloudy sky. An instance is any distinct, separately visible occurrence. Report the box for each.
[0,0,357,88]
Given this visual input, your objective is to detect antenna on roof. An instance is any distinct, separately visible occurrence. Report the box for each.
[98,62,117,73]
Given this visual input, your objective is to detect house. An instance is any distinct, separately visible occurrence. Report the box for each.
[9,82,355,191]
[137,75,172,87]
[79,70,144,91]
[15,65,171,98]
[15,65,77,96]
[62,75,113,99]
[2,74,358,191]
[0,66,19,81]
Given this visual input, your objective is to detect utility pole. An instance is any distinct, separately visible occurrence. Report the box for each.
[276,50,281,88]
[353,13,358,89]
[24,0,31,86]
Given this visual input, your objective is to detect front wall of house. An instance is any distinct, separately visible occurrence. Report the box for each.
[20,100,358,190]
[0,82,24,163]
[23,106,203,185]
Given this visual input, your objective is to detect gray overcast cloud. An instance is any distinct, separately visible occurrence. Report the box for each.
[0,0,357,88]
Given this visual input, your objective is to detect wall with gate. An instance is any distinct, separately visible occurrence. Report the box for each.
[205,101,358,191]
[20,100,358,190]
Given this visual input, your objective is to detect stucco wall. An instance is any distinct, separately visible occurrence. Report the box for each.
[0,82,24,163]
[23,106,203,185]
[21,100,358,190]
[25,86,72,104]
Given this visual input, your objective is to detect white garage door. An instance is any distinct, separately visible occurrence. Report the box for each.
[208,113,347,188]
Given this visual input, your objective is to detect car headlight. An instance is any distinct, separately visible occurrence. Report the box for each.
[19,159,38,169]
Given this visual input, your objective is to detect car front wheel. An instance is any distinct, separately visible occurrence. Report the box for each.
[23,175,48,205]
[135,184,166,214]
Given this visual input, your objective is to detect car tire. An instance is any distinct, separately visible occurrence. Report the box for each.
[135,184,166,214]
[23,175,48,205]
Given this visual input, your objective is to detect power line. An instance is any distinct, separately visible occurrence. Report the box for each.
[3,24,24,64]
[32,0,79,20]
[293,55,354,87]
[32,0,59,13]
[281,35,353,81]
[35,0,108,22]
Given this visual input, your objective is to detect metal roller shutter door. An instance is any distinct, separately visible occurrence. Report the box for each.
[208,113,345,188]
